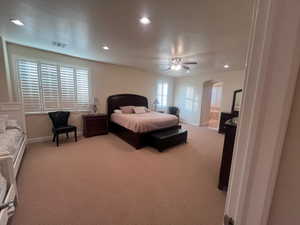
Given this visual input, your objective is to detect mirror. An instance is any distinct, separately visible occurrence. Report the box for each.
[231,89,242,116]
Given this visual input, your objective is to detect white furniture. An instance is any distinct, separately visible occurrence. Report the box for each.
[0,103,27,225]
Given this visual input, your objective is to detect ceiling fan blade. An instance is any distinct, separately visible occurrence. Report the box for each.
[183,62,198,65]
[161,67,171,71]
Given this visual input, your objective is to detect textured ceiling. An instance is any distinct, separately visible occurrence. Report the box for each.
[0,0,253,76]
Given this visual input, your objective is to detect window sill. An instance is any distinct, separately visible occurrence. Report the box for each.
[25,110,91,116]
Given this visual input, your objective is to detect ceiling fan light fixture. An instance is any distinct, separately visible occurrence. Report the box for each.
[10,18,24,26]
[171,64,182,71]
[139,17,151,25]
[176,65,182,71]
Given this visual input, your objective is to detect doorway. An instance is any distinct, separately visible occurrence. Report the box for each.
[200,81,223,130]
[208,82,223,129]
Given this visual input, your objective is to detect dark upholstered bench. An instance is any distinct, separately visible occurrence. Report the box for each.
[148,128,187,152]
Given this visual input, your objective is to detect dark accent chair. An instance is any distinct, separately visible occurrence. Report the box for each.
[168,106,180,118]
[48,111,77,147]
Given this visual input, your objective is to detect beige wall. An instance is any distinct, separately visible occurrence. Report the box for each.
[4,43,245,137]
[268,70,300,225]
[6,43,174,138]
[174,70,245,125]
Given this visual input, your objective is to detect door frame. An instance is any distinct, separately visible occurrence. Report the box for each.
[199,80,222,128]
[224,0,300,224]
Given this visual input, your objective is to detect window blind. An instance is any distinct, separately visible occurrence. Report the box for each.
[17,60,42,113]
[60,66,76,110]
[40,63,59,111]
[17,59,90,113]
[184,87,198,112]
[76,69,89,110]
[157,81,168,107]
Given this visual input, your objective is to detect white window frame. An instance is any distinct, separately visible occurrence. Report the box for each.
[184,87,198,112]
[15,58,91,114]
[156,81,168,108]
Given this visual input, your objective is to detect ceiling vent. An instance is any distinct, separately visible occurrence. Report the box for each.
[52,41,67,48]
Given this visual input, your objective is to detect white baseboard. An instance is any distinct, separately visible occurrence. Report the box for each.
[28,131,82,144]
[180,119,200,126]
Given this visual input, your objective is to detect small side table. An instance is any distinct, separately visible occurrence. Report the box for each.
[82,114,108,137]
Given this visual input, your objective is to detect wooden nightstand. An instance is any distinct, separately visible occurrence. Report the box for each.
[82,114,108,137]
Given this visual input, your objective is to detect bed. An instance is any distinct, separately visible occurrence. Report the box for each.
[107,94,180,149]
[0,103,27,225]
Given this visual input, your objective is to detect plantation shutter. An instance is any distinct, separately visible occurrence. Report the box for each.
[76,69,89,110]
[40,63,59,111]
[17,59,90,113]
[17,60,42,112]
[60,66,76,109]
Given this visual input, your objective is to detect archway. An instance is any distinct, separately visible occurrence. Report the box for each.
[200,80,223,129]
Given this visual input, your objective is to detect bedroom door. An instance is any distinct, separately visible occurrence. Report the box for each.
[223,0,300,225]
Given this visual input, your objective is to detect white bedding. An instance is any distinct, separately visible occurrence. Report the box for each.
[0,129,24,161]
[111,111,179,133]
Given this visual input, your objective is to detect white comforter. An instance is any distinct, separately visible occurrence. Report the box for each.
[111,111,179,133]
[0,129,24,158]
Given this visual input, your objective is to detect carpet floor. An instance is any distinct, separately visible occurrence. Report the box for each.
[10,124,226,225]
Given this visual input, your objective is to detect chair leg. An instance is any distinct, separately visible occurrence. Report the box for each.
[56,134,59,147]
[74,129,77,142]
[52,134,56,142]
[66,132,69,139]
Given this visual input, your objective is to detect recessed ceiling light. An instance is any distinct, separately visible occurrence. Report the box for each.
[102,46,109,50]
[224,64,230,68]
[139,17,151,25]
[10,19,24,26]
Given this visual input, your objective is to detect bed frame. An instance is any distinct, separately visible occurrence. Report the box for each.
[0,102,27,177]
[0,102,27,225]
[107,94,180,149]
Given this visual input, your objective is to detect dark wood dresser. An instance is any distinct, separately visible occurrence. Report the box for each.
[82,114,108,137]
[218,112,235,133]
[218,118,237,191]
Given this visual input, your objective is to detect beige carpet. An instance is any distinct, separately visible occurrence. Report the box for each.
[10,124,226,225]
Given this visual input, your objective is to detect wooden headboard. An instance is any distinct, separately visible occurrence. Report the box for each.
[107,94,148,118]
[0,102,26,131]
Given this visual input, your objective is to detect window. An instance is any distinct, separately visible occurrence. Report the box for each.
[211,83,222,108]
[184,87,198,112]
[17,59,90,113]
[156,81,168,107]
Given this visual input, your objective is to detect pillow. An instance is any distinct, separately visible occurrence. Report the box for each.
[0,119,6,134]
[6,120,21,130]
[120,106,135,114]
[114,109,122,114]
[133,106,146,114]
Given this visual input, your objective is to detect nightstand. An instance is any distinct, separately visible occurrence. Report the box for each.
[82,114,108,137]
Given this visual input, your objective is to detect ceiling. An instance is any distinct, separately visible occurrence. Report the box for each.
[0,0,253,76]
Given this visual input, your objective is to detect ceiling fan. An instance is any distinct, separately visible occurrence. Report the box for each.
[162,57,198,73]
